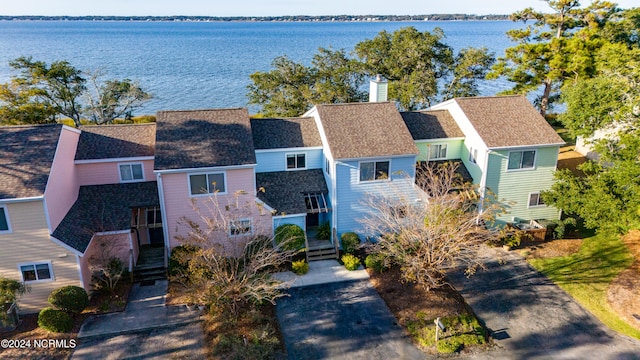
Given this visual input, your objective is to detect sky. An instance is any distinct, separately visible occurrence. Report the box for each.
[1,0,638,17]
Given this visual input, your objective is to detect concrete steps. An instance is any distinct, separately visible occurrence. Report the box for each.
[134,246,166,282]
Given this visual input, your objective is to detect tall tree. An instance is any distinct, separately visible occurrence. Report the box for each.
[9,56,86,126]
[0,81,57,125]
[488,1,619,117]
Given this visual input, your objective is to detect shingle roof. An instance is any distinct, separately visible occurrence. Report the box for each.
[0,124,63,199]
[76,123,156,160]
[52,181,159,253]
[155,109,256,170]
[256,169,328,215]
[251,117,322,149]
[453,95,565,148]
[401,110,464,140]
[314,102,418,160]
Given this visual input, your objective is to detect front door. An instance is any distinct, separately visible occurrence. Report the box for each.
[306,212,319,227]
[149,227,164,246]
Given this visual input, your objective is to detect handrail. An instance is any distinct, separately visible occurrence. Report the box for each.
[304,232,310,263]
[333,228,339,259]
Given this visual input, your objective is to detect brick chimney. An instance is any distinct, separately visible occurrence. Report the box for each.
[369,74,388,102]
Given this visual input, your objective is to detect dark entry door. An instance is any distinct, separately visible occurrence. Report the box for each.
[149,227,164,246]
[306,213,319,227]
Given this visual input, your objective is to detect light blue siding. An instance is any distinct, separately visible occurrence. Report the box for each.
[485,146,561,225]
[255,148,323,173]
[334,156,417,238]
[273,214,306,233]
[415,139,464,162]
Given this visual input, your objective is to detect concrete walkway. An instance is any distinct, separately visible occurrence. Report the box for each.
[273,259,369,287]
[449,246,640,359]
[72,280,205,359]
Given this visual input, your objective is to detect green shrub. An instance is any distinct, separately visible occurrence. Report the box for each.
[48,286,88,314]
[365,253,387,273]
[340,232,360,254]
[38,307,73,333]
[437,338,463,353]
[168,244,200,277]
[274,224,305,251]
[316,222,331,240]
[0,277,27,304]
[341,254,361,271]
[291,259,309,275]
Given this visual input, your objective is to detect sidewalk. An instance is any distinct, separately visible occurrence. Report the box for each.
[273,259,369,287]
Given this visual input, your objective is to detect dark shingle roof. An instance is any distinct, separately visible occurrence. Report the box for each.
[76,123,156,160]
[52,181,159,253]
[0,124,63,199]
[314,102,418,160]
[416,160,473,186]
[256,169,328,215]
[251,117,322,149]
[155,109,256,170]
[401,110,464,140]
[453,95,565,148]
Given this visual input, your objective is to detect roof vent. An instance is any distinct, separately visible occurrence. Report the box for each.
[369,75,388,103]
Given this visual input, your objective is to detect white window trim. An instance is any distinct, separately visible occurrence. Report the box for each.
[188,171,228,197]
[0,205,11,234]
[285,152,307,171]
[528,192,546,208]
[118,162,145,183]
[17,260,55,283]
[506,150,537,172]
[428,144,448,160]
[358,160,392,183]
[468,147,477,164]
[229,218,253,237]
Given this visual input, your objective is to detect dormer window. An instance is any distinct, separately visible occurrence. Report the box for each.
[286,153,306,170]
[119,163,144,182]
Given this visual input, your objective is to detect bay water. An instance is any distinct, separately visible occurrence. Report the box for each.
[0,20,518,115]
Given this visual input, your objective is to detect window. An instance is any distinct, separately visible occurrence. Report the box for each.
[230,219,252,236]
[508,150,536,170]
[429,144,447,160]
[189,173,226,195]
[468,147,477,164]
[119,163,144,182]
[19,262,53,282]
[0,206,10,233]
[325,159,330,175]
[286,153,306,170]
[360,161,390,182]
[146,208,162,227]
[528,193,546,207]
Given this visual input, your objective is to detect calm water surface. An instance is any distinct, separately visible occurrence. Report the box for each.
[0,21,518,114]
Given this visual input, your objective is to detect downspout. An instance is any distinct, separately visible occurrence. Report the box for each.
[477,149,491,223]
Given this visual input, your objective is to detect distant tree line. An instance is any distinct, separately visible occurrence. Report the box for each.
[0,14,511,22]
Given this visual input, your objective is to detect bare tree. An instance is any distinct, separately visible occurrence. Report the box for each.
[172,190,299,318]
[88,235,126,293]
[84,70,151,124]
[358,162,501,290]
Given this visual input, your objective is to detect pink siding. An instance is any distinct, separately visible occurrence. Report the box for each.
[76,159,155,186]
[45,127,80,231]
[160,168,273,254]
[79,232,132,293]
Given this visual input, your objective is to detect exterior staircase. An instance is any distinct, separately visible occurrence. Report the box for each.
[307,239,338,261]
[134,245,167,282]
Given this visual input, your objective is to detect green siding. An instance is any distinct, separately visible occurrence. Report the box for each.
[485,147,561,224]
[415,139,464,162]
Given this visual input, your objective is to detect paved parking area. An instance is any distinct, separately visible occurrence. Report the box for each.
[276,279,424,360]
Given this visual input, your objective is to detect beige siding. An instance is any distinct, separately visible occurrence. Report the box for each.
[0,201,81,313]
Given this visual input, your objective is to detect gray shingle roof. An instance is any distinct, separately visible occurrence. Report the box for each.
[155,109,256,170]
[401,110,464,140]
[256,169,328,215]
[0,124,63,199]
[52,181,159,253]
[76,123,156,160]
[251,117,322,149]
[314,102,418,160]
[453,95,565,148]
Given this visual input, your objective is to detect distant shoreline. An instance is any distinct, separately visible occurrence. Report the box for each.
[0,14,511,22]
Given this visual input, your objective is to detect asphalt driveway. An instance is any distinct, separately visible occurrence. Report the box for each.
[276,279,424,359]
[448,246,640,359]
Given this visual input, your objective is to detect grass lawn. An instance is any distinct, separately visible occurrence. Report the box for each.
[528,232,640,339]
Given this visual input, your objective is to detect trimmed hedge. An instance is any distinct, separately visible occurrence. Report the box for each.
[342,254,361,271]
[274,224,305,251]
[38,307,73,333]
[48,286,88,314]
[291,259,309,275]
[340,232,360,254]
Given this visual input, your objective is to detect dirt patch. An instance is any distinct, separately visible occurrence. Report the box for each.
[557,149,587,177]
[0,279,131,359]
[368,267,489,354]
[607,230,640,330]
[165,281,190,306]
[518,239,583,259]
